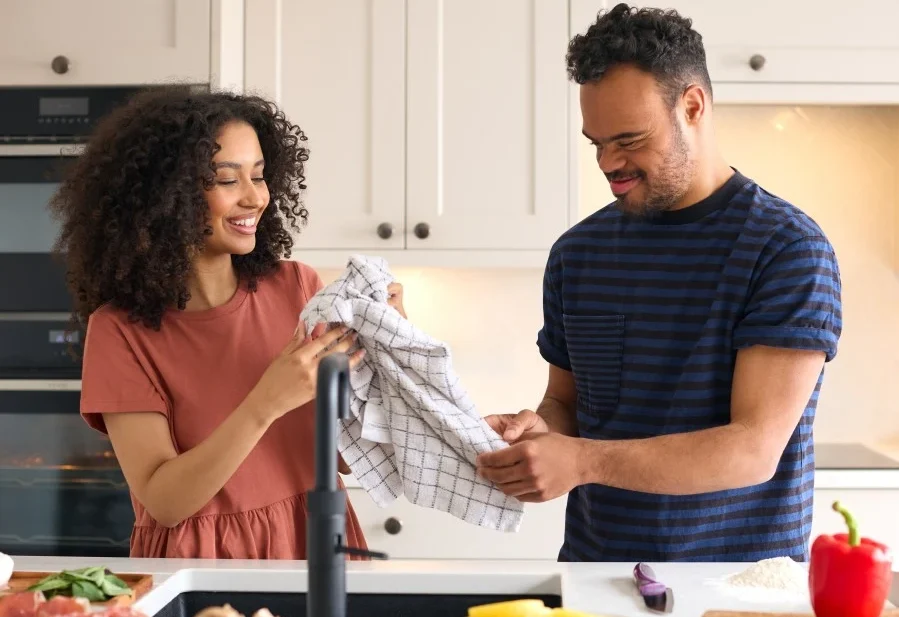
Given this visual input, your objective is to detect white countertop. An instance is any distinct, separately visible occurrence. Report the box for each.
[9,556,899,616]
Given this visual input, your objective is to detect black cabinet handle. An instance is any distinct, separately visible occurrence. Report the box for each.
[384,517,402,535]
[749,54,766,71]
[413,223,430,239]
[377,222,393,239]
[51,55,70,75]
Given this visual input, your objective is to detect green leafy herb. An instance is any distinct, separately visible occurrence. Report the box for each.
[27,567,132,602]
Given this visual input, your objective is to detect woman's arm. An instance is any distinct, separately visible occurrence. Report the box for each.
[104,402,271,528]
[103,324,363,528]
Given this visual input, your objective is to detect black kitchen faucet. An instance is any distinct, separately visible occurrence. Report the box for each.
[307,352,388,617]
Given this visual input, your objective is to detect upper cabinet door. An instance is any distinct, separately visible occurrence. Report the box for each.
[570,0,899,85]
[406,0,571,250]
[672,0,899,84]
[0,0,210,85]
[246,0,406,251]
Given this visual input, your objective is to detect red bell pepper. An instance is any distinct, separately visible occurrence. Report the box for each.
[809,500,893,617]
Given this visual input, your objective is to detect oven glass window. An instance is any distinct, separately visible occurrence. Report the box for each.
[0,156,67,252]
[0,408,134,557]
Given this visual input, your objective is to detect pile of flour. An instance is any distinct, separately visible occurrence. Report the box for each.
[724,556,809,593]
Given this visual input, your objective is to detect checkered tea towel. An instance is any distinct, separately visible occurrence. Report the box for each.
[299,254,524,532]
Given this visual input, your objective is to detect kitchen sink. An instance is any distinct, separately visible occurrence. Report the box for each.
[151,590,562,617]
[136,567,564,617]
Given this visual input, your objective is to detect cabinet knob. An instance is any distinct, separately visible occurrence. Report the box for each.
[384,516,403,535]
[413,222,430,239]
[748,54,766,71]
[376,222,393,239]
[51,55,70,75]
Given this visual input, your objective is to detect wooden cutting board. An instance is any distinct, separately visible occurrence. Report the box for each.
[703,611,899,616]
[1,571,153,607]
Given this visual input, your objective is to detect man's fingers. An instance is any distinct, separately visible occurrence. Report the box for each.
[515,491,549,503]
[503,419,526,442]
[504,410,540,441]
[484,414,510,434]
[500,481,539,498]
[478,461,527,485]
[476,443,526,469]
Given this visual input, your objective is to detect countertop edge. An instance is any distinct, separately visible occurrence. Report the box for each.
[6,556,898,616]
[814,469,899,489]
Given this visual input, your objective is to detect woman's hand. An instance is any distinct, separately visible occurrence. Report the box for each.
[245,323,365,425]
[387,282,407,318]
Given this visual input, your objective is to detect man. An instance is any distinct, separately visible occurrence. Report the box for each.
[476,3,842,562]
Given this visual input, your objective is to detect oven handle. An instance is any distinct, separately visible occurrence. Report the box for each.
[0,477,127,489]
[0,144,84,157]
[0,380,82,391]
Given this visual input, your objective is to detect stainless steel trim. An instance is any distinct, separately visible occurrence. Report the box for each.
[0,312,73,321]
[0,380,81,391]
[0,144,84,156]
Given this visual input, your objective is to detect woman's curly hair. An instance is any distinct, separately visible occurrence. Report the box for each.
[566,2,713,106]
[49,85,309,332]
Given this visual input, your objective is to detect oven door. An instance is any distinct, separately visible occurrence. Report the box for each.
[0,144,81,312]
[0,383,134,557]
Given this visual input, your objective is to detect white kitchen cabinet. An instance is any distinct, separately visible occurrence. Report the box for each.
[244,0,574,264]
[346,488,567,560]
[660,0,899,85]
[0,0,211,86]
[245,0,406,251]
[348,485,899,560]
[569,1,899,103]
[405,0,571,251]
[810,489,899,555]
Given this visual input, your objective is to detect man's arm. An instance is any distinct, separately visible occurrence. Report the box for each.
[479,234,841,502]
[579,345,825,494]
[581,234,841,494]
[536,365,578,437]
[488,364,579,441]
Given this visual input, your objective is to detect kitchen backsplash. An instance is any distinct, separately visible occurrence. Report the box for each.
[316,104,899,445]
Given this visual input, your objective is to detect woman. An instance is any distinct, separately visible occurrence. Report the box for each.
[49,86,405,559]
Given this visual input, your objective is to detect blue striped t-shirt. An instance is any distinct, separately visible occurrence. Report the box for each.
[537,170,842,562]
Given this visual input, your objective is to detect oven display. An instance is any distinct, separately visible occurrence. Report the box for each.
[39,97,89,117]
[49,329,79,344]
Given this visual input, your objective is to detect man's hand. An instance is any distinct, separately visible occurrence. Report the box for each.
[476,433,584,503]
[387,282,407,318]
[483,409,549,443]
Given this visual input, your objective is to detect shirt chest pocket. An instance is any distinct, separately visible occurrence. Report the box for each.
[562,313,625,412]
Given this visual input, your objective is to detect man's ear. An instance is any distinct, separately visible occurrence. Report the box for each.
[681,83,708,125]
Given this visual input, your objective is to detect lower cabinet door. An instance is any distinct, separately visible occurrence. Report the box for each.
[346,488,567,560]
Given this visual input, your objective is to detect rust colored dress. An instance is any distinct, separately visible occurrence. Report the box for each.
[80,260,368,559]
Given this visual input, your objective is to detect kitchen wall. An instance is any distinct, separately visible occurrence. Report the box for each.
[316,104,899,445]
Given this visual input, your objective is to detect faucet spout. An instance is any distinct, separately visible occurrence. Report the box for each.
[314,353,350,492]
[306,351,387,617]
[307,352,350,617]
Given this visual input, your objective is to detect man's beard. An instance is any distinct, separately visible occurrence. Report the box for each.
[611,126,694,221]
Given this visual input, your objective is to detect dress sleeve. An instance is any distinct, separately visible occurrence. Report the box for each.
[80,310,169,434]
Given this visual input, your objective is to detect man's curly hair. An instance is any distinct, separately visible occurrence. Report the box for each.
[49,86,309,332]
[566,2,712,106]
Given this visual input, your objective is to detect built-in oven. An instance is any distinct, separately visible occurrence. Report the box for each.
[0,385,133,557]
[0,86,156,557]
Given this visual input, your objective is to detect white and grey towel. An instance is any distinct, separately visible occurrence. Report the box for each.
[299,254,524,532]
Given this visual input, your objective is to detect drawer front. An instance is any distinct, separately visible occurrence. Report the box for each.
[347,488,566,560]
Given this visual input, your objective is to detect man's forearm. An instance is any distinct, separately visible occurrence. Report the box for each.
[580,423,778,495]
[537,396,578,437]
